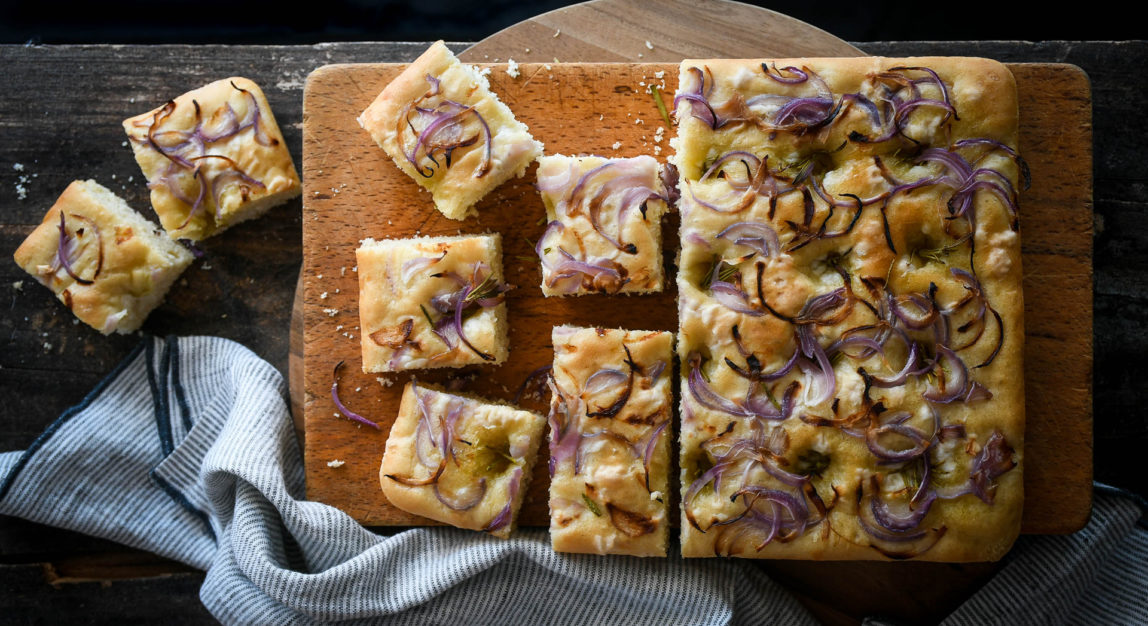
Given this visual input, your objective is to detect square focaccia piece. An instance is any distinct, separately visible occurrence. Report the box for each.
[357,40,544,221]
[534,155,672,296]
[13,180,193,334]
[356,234,510,372]
[548,326,674,557]
[672,57,1025,561]
[123,77,301,241]
[380,382,546,538]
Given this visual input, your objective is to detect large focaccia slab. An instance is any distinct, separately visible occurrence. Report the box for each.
[672,57,1025,561]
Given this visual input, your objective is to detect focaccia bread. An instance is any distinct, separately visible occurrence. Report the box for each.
[358,40,544,221]
[123,77,301,241]
[356,234,510,372]
[672,57,1025,561]
[13,179,194,334]
[534,155,672,296]
[380,382,546,538]
[548,326,674,557]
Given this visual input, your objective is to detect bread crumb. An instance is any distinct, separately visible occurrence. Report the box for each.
[654,70,665,79]
[506,59,520,79]
[12,281,23,291]
[645,40,654,50]
[327,460,345,468]
[13,163,24,172]
[553,29,561,38]
[43,342,52,351]
[612,141,622,150]
[377,376,395,387]
[654,145,662,155]
[320,291,328,299]
[478,67,492,77]
[323,308,339,317]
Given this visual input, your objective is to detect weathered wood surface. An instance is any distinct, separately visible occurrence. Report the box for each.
[462,0,865,62]
[1,38,1143,626]
[300,61,1093,535]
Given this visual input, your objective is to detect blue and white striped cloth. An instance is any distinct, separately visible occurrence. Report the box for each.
[1,336,1144,625]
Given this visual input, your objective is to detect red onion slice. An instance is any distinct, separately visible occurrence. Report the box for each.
[483,467,523,532]
[710,280,764,317]
[330,361,380,429]
[969,430,1017,504]
[641,421,669,492]
[924,345,969,403]
[546,376,583,476]
[401,251,447,283]
[796,325,836,406]
[716,222,781,259]
[433,477,487,511]
[55,212,103,285]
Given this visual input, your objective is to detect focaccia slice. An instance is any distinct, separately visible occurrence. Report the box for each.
[123,77,301,241]
[356,234,510,372]
[380,382,546,538]
[548,326,674,557]
[673,57,1025,562]
[13,179,193,334]
[358,40,544,221]
[534,155,671,296]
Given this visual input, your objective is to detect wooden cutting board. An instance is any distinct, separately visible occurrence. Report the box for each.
[297,58,1092,533]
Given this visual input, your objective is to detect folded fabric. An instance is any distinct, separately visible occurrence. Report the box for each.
[0,336,1144,625]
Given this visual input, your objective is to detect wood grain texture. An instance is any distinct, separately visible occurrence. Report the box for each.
[301,60,1094,533]
[459,0,865,63]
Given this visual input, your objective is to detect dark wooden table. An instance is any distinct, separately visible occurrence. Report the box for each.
[1,40,1144,624]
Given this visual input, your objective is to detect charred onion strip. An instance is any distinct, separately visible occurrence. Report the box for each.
[586,345,638,417]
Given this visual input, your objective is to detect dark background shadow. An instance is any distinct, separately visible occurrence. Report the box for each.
[0,0,1133,44]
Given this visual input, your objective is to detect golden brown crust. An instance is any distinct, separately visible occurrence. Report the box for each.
[13,180,193,334]
[358,41,544,221]
[356,234,509,372]
[673,57,1023,562]
[379,382,546,538]
[535,155,670,296]
[548,326,674,557]
[122,77,301,241]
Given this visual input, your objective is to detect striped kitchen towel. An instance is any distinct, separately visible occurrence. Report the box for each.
[0,335,1144,625]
